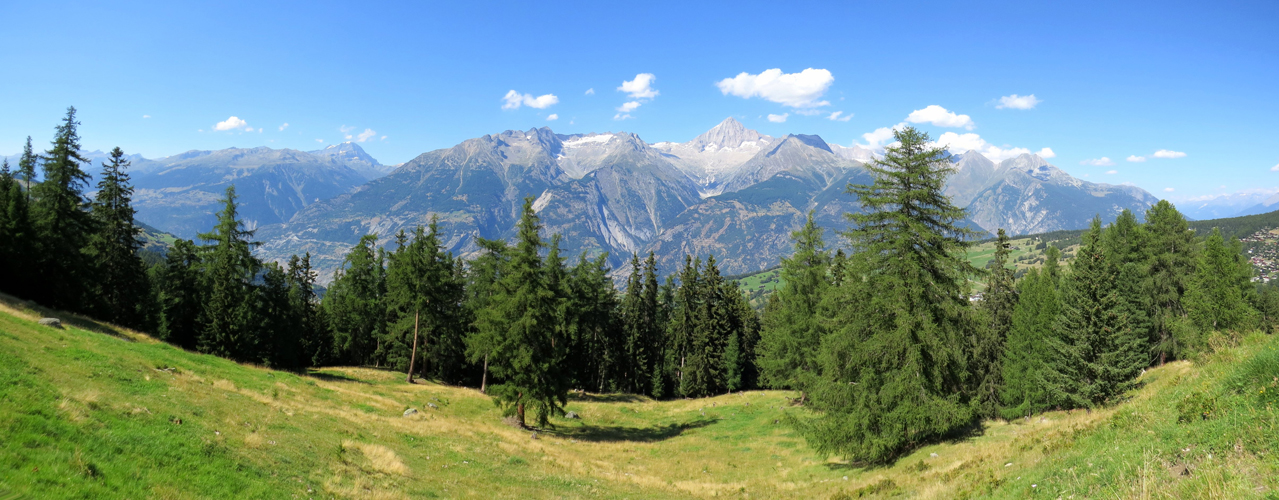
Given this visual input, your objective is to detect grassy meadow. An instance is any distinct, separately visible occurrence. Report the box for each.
[1,293,1277,499]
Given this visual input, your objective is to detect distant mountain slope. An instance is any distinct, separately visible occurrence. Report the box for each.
[651,117,773,196]
[308,142,394,181]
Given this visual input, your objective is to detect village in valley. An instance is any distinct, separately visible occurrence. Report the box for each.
[1242,228,1279,283]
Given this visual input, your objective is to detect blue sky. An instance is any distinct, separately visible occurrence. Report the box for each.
[1,0,1276,203]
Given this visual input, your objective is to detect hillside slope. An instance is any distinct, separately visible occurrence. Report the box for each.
[1,296,1275,499]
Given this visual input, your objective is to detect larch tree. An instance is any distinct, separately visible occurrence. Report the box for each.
[1144,200,1197,363]
[974,228,1017,418]
[324,234,387,366]
[757,211,830,401]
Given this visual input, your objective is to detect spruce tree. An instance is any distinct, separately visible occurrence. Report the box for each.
[257,262,299,369]
[999,260,1061,418]
[18,136,37,206]
[1144,200,1196,363]
[806,126,976,464]
[287,253,327,368]
[757,211,830,400]
[616,255,646,392]
[196,186,262,361]
[974,229,1016,417]
[641,252,665,397]
[464,237,509,393]
[31,107,95,309]
[1051,217,1149,408]
[383,221,467,381]
[324,234,387,366]
[0,161,33,295]
[479,198,571,427]
[155,239,203,349]
[567,252,619,392]
[1185,228,1258,335]
[668,257,702,397]
[724,284,760,393]
[86,147,152,329]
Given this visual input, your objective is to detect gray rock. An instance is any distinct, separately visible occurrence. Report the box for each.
[530,432,538,440]
[38,318,63,329]
[565,411,579,419]
[403,408,418,417]
[427,402,438,409]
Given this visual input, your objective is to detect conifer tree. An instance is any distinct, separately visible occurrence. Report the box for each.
[31,107,95,309]
[757,211,830,400]
[257,262,299,369]
[196,186,262,361]
[0,160,34,295]
[567,252,620,392]
[1050,217,1149,408]
[384,221,467,381]
[806,127,976,464]
[1185,227,1258,335]
[724,285,760,393]
[999,260,1061,418]
[616,255,647,393]
[479,198,571,427]
[653,274,678,398]
[974,229,1016,417]
[287,253,327,367]
[324,234,387,366]
[18,136,37,205]
[668,257,702,397]
[685,256,732,397]
[464,237,509,393]
[155,239,203,349]
[86,147,151,329]
[1144,200,1196,363]
[641,252,665,397]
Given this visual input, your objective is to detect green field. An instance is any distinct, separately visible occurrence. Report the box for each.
[2,294,1277,499]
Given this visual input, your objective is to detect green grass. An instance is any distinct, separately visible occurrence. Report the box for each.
[1,294,1277,498]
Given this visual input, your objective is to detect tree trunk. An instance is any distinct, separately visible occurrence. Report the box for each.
[481,353,489,394]
[516,393,526,428]
[406,311,420,383]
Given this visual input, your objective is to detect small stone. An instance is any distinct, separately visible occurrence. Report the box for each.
[930,453,939,457]
[565,411,580,419]
[403,408,418,417]
[530,432,538,440]
[38,318,63,329]
[427,402,438,409]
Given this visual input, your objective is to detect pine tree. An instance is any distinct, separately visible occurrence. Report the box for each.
[18,136,37,206]
[196,186,262,361]
[1144,200,1196,363]
[0,160,34,295]
[616,254,646,393]
[653,274,677,398]
[974,229,1016,417]
[31,107,95,309]
[999,259,1061,418]
[668,256,702,397]
[567,251,619,392]
[1185,227,1258,336]
[479,198,571,427]
[287,253,327,368]
[641,252,665,397]
[257,262,299,369]
[155,239,203,349]
[757,211,830,400]
[86,147,152,329]
[806,126,977,464]
[383,221,466,381]
[724,285,760,393]
[464,237,509,393]
[324,234,387,366]
[1050,217,1149,408]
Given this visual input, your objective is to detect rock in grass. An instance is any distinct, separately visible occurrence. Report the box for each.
[403,408,418,417]
[38,318,63,329]
[565,411,579,419]
[427,402,438,409]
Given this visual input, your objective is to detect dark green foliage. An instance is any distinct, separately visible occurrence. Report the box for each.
[757,211,830,398]
[324,234,386,366]
[1050,218,1150,408]
[974,229,1016,417]
[0,159,35,295]
[85,147,152,329]
[31,107,95,310]
[196,186,261,361]
[478,198,571,427]
[999,261,1061,418]
[1185,227,1258,334]
[287,253,328,368]
[570,252,622,393]
[464,237,510,392]
[1144,200,1197,363]
[383,220,469,382]
[256,262,300,369]
[155,239,203,349]
[805,127,977,464]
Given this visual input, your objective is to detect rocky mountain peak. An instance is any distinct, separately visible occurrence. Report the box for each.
[689,117,770,151]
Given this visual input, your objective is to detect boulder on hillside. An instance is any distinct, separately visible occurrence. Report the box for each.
[403,408,418,417]
[38,318,63,329]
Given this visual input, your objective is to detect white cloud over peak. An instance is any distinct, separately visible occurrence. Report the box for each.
[1106,170,1118,174]
[996,94,1041,110]
[861,123,907,149]
[1037,147,1056,159]
[616,101,642,113]
[584,88,595,95]
[827,111,852,121]
[613,113,633,121]
[355,129,376,142]
[547,114,558,121]
[715,68,834,108]
[1270,163,1279,172]
[502,90,559,110]
[767,113,789,123]
[930,131,1053,162]
[214,116,248,131]
[315,139,323,143]
[1153,149,1187,159]
[618,73,658,99]
[1081,157,1115,166]
[1127,155,1146,162]
[1165,187,1175,192]
[906,105,975,130]
[279,123,289,131]
[339,125,355,134]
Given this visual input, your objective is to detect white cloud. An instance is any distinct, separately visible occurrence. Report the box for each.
[767,113,789,123]
[355,129,376,142]
[613,113,633,121]
[1106,170,1118,174]
[1164,187,1175,192]
[996,94,1041,110]
[861,123,906,149]
[214,116,248,131]
[906,105,975,130]
[616,101,642,113]
[547,114,558,121]
[794,109,823,116]
[934,132,987,152]
[245,127,255,132]
[1037,147,1056,159]
[502,90,559,110]
[715,68,834,108]
[279,123,289,131]
[585,88,595,95]
[142,114,151,119]
[339,125,355,134]
[1270,163,1279,172]
[1081,157,1115,166]
[1127,155,1147,162]
[1153,149,1187,159]
[827,111,852,122]
[380,135,387,140]
[315,139,323,143]
[931,131,1052,162]
[618,73,658,99]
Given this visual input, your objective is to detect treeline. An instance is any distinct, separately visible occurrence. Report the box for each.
[752,126,1267,464]
[0,108,763,428]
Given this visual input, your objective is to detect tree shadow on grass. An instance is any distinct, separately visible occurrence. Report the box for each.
[307,370,371,384]
[568,392,648,403]
[0,292,132,341]
[549,418,718,443]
